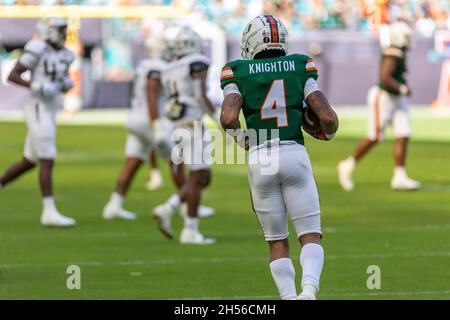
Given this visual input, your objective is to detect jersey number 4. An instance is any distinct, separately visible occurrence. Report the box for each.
[260,79,288,127]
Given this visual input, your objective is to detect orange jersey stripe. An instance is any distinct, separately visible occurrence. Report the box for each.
[220,74,234,80]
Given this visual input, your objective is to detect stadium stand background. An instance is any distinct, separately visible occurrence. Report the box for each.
[0,0,448,108]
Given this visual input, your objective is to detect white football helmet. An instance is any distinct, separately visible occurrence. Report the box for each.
[145,34,171,61]
[241,15,288,60]
[37,17,68,48]
[389,21,413,48]
[164,25,203,58]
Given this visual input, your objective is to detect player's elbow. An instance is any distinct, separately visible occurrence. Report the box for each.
[320,111,338,133]
[7,70,19,84]
[220,111,237,130]
[379,74,394,87]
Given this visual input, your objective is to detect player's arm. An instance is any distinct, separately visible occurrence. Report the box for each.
[220,84,247,150]
[191,62,215,116]
[380,56,410,96]
[8,62,31,88]
[220,92,243,131]
[60,50,75,93]
[146,71,162,122]
[305,88,339,138]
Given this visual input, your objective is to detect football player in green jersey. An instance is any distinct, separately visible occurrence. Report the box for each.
[338,21,421,191]
[220,15,338,300]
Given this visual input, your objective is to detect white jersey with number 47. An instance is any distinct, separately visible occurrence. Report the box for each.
[19,39,74,106]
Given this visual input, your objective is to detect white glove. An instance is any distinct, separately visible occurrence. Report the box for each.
[234,129,250,151]
[61,77,74,92]
[31,81,61,98]
[152,119,172,159]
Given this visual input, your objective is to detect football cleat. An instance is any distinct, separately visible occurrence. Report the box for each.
[297,292,316,300]
[180,204,216,218]
[298,285,317,300]
[180,228,216,245]
[103,204,137,220]
[391,175,421,191]
[152,203,175,239]
[337,158,355,191]
[41,210,76,227]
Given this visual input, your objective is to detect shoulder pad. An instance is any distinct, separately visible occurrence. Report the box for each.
[141,58,167,73]
[182,53,210,67]
[383,47,404,58]
[23,39,47,56]
[289,53,312,62]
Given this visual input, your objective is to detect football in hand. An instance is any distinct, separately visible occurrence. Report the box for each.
[302,107,322,134]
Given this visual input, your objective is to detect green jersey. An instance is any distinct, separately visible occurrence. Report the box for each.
[378,46,407,94]
[220,54,319,146]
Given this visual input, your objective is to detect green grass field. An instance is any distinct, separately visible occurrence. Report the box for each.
[0,110,449,299]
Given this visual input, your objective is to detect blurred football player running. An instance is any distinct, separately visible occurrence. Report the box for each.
[338,21,420,191]
[145,150,163,191]
[152,26,217,244]
[220,16,338,299]
[102,34,215,220]
[102,35,171,220]
[0,17,76,227]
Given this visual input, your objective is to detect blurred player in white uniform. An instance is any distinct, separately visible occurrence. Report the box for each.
[0,17,76,227]
[338,21,420,191]
[103,34,215,221]
[102,35,171,220]
[152,26,217,244]
[145,150,164,191]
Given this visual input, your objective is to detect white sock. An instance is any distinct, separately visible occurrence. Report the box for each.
[42,196,57,212]
[110,192,124,208]
[347,156,356,168]
[184,216,199,231]
[300,243,324,292]
[151,169,161,179]
[269,258,297,300]
[394,166,406,177]
[167,194,181,209]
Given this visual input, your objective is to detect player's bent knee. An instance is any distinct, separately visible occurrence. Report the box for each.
[22,157,37,168]
[268,239,290,258]
[292,211,322,242]
[299,232,322,246]
[201,170,211,187]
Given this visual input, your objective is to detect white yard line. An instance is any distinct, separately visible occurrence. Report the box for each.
[1,224,449,240]
[174,290,450,300]
[1,251,449,269]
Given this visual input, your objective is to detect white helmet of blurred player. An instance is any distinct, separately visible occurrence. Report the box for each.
[241,15,288,60]
[164,25,203,58]
[145,34,171,61]
[37,17,68,48]
[389,21,412,48]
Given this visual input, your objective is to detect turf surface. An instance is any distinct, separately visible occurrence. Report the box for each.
[0,112,449,299]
